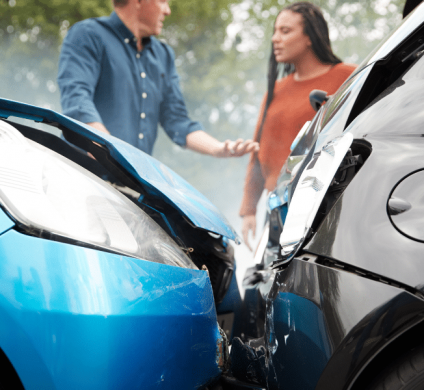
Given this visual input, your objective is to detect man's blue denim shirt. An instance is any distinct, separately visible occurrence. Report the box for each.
[58,12,203,155]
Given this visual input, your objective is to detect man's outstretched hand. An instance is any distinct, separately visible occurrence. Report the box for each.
[186,130,259,157]
[216,138,259,158]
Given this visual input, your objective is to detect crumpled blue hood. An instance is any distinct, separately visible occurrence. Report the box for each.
[0,98,238,242]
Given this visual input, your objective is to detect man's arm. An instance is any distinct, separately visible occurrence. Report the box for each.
[157,44,259,157]
[186,130,259,157]
[57,22,104,126]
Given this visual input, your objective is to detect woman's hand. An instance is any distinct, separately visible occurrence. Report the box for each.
[242,215,257,251]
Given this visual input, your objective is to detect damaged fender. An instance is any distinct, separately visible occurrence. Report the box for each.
[0,222,225,390]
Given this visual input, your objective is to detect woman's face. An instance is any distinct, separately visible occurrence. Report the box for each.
[272,10,312,64]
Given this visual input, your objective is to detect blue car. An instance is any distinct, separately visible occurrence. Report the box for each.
[0,98,242,389]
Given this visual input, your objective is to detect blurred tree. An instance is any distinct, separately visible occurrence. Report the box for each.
[1,0,241,41]
[1,0,112,41]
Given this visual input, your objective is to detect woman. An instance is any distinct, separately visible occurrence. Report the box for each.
[240,2,356,250]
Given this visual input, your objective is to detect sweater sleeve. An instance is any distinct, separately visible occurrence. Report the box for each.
[239,94,267,217]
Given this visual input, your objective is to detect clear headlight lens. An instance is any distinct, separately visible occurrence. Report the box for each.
[280,132,353,261]
[0,120,196,269]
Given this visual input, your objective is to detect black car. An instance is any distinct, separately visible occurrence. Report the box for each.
[231,3,424,390]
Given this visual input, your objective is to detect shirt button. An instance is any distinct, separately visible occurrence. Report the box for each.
[142,92,147,98]
[124,38,130,43]
[139,133,144,139]
[140,113,146,119]
[141,72,146,78]
[136,53,140,58]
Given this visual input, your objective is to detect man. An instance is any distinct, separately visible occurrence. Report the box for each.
[58,0,258,157]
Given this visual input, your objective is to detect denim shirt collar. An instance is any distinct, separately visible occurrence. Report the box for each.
[107,11,152,50]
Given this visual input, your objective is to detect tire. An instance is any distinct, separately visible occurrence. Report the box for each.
[367,343,424,390]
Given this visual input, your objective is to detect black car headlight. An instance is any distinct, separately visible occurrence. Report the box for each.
[280,132,353,261]
[0,120,196,269]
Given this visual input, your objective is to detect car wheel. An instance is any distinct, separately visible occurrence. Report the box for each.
[367,343,424,390]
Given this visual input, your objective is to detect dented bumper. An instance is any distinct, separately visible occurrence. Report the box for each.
[0,225,225,390]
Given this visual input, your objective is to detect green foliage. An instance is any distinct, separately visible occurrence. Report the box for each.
[1,0,240,42]
[1,0,112,40]
[167,0,240,29]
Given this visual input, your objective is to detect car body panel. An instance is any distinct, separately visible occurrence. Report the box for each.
[306,54,424,291]
[263,259,424,390]
[0,209,14,235]
[389,170,424,241]
[0,227,222,389]
[306,137,424,291]
[216,268,243,340]
[0,98,238,242]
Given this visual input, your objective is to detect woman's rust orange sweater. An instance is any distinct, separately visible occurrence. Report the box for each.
[239,63,356,216]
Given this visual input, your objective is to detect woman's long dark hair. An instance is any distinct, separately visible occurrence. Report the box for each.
[257,2,341,141]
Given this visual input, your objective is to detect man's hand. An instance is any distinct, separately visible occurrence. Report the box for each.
[242,215,256,251]
[216,138,259,158]
[87,122,110,135]
[186,130,259,157]
[85,122,110,159]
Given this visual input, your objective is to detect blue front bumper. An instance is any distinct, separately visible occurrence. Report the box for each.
[0,224,222,389]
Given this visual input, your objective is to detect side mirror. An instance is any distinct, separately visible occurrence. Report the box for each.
[309,89,329,112]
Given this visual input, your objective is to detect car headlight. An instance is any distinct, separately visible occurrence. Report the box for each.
[0,120,196,269]
[280,132,353,261]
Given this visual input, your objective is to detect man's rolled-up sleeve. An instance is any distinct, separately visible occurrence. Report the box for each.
[57,22,103,124]
[159,46,203,146]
